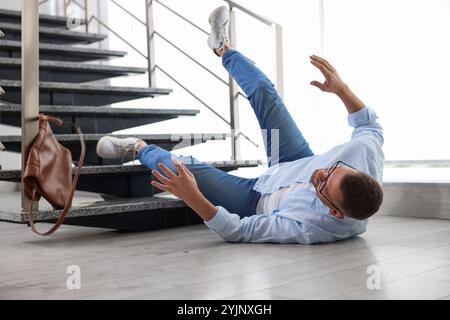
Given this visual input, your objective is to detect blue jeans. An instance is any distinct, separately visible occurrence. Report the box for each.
[138,50,314,218]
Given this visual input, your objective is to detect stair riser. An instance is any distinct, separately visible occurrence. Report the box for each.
[0,165,246,197]
[0,89,156,106]
[0,46,123,62]
[0,66,138,83]
[76,165,246,197]
[59,207,203,231]
[0,113,178,134]
[77,173,157,197]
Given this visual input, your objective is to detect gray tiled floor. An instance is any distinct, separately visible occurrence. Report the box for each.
[0,215,450,300]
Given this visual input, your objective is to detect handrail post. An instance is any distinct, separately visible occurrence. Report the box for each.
[228,7,241,160]
[64,0,70,17]
[21,0,40,213]
[274,24,284,99]
[145,0,156,87]
[84,0,91,32]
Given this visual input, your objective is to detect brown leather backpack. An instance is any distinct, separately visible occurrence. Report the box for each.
[23,114,85,236]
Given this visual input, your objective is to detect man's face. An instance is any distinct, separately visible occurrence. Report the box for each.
[311,166,356,219]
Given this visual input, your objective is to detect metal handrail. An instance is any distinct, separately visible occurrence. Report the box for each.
[222,0,284,98]
[88,15,148,59]
[222,0,277,27]
[154,31,229,87]
[155,65,230,128]
[150,2,249,97]
[154,0,209,36]
[156,65,258,148]
[88,0,257,152]
[39,0,278,158]
[66,0,85,11]
[110,0,146,26]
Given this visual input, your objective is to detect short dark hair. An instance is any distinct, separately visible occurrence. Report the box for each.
[339,172,383,220]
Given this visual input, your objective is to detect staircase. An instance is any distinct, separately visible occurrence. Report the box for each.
[0,7,259,231]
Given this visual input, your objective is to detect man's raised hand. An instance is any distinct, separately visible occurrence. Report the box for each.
[310,55,347,95]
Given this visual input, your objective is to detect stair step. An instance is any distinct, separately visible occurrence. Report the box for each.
[0,160,259,197]
[0,57,147,83]
[0,22,106,44]
[0,133,229,166]
[0,161,259,181]
[0,191,201,231]
[0,80,172,105]
[0,40,127,61]
[0,8,87,28]
[0,104,200,134]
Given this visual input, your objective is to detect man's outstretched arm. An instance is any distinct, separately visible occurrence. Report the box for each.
[310,55,365,114]
[310,55,383,146]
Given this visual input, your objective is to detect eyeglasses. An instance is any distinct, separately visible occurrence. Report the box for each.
[315,160,357,215]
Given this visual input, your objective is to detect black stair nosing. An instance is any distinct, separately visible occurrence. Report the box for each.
[0,104,200,117]
[0,8,87,27]
[0,39,127,59]
[0,161,260,181]
[0,57,147,74]
[0,80,172,96]
[0,22,106,43]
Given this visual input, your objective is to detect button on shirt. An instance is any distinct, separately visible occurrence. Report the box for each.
[205,107,384,244]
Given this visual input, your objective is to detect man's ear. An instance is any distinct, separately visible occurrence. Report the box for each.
[330,208,344,220]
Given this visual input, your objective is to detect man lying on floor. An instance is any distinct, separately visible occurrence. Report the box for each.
[96,7,384,244]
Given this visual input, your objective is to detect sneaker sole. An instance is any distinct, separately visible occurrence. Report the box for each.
[208,6,229,25]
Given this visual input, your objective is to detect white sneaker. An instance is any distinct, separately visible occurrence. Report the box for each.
[0,30,4,38]
[207,6,230,51]
[96,136,140,160]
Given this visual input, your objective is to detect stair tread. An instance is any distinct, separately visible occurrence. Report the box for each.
[0,80,172,95]
[0,39,127,59]
[0,22,106,43]
[0,104,200,116]
[0,160,260,181]
[0,57,147,74]
[0,8,87,27]
[0,133,228,143]
[42,195,188,218]
[0,190,186,223]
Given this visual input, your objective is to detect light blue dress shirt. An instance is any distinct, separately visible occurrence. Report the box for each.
[205,107,384,244]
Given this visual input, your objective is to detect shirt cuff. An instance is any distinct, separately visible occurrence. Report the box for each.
[204,206,231,233]
[348,107,379,128]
